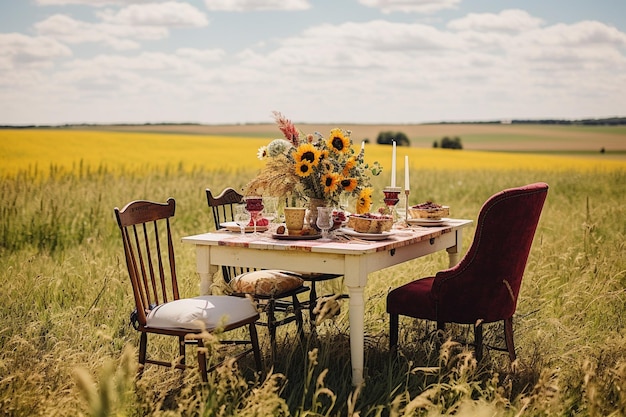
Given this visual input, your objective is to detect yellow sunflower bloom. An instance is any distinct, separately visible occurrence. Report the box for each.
[340,178,358,192]
[294,143,320,165]
[321,159,333,173]
[327,128,350,153]
[295,160,314,177]
[342,157,356,175]
[321,172,341,194]
[356,187,373,214]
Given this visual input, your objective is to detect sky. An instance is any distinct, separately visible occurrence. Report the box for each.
[1,0,625,126]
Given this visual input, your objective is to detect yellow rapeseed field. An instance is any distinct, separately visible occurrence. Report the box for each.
[1,129,624,179]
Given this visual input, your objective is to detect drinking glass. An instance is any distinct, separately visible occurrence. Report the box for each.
[244,196,264,235]
[383,187,401,223]
[339,195,352,216]
[395,195,408,225]
[316,206,334,241]
[233,204,251,237]
[263,196,279,232]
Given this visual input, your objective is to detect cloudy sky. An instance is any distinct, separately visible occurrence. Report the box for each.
[1,0,625,125]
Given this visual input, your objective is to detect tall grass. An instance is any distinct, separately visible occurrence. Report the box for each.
[1,142,626,415]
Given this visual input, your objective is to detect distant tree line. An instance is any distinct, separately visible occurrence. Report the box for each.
[376,131,410,146]
[433,136,463,149]
[510,117,626,126]
[430,117,626,126]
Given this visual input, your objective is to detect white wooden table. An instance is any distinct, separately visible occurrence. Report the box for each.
[182,219,472,385]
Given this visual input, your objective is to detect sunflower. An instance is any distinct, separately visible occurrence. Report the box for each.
[320,159,333,173]
[340,178,358,192]
[295,160,314,177]
[327,128,350,153]
[342,156,357,175]
[294,143,320,165]
[356,187,373,214]
[321,172,341,194]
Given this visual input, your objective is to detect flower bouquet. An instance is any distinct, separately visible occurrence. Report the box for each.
[244,111,381,214]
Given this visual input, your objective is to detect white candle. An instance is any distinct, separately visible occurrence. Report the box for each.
[361,141,365,152]
[404,155,410,191]
[391,141,396,188]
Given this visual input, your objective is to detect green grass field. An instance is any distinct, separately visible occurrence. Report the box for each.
[1,126,626,416]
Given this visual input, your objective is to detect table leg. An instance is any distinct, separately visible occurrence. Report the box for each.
[195,246,218,295]
[347,285,365,386]
[446,229,464,267]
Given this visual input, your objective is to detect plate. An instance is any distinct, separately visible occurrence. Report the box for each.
[220,222,268,233]
[406,218,448,227]
[272,233,321,240]
[338,228,393,241]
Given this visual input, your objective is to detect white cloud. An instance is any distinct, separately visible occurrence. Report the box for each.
[176,48,225,62]
[33,3,208,51]
[359,0,460,14]
[447,9,544,33]
[34,14,169,50]
[4,6,626,124]
[203,0,310,12]
[298,20,463,52]
[0,33,72,69]
[97,2,208,27]
[523,20,626,47]
[36,0,156,5]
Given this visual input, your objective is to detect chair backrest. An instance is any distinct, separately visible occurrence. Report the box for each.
[206,188,253,282]
[206,187,244,230]
[433,182,549,323]
[115,198,179,327]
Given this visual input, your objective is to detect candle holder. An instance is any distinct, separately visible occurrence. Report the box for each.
[403,189,410,224]
[383,187,401,222]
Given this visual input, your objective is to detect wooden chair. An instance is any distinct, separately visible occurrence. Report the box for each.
[206,187,344,331]
[206,188,310,357]
[387,182,549,362]
[115,197,262,381]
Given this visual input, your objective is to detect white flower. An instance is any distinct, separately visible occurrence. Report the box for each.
[256,146,268,160]
[267,139,293,157]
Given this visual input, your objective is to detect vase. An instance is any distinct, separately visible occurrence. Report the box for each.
[284,207,307,233]
[306,198,327,230]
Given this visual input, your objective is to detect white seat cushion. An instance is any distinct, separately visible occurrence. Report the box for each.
[146,295,257,331]
[230,270,304,297]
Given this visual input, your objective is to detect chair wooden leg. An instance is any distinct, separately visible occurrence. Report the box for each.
[138,332,147,378]
[435,321,446,345]
[292,294,305,344]
[266,299,277,360]
[249,323,263,375]
[389,314,399,353]
[504,317,516,362]
[179,335,186,367]
[197,338,208,382]
[309,281,318,332]
[474,323,483,362]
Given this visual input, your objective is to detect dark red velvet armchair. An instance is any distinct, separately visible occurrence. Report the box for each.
[387,182,549,362]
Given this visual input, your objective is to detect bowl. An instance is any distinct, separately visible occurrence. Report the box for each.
[348,214,393,234]
[408,205,450,220]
